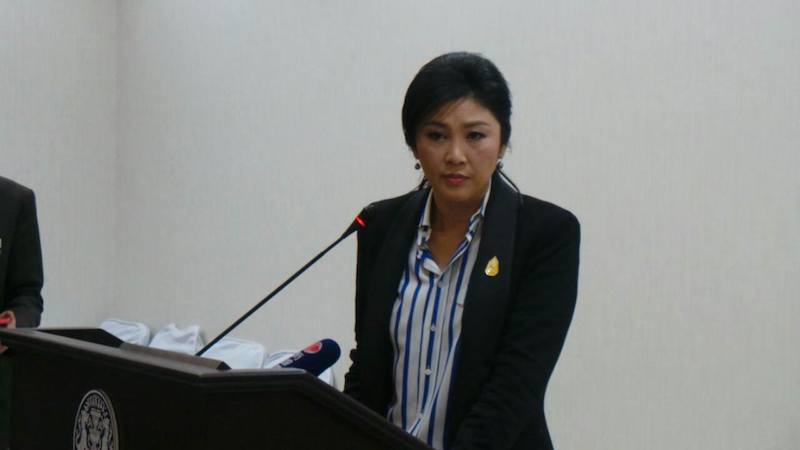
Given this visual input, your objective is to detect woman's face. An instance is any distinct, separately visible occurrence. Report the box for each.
[414,97,505,211]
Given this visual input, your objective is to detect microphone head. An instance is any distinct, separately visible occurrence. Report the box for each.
[278,339,341,376]
[342,205,372,237]
[354,214,366,229]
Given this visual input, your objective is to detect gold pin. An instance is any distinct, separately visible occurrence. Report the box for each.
[485,256,499,277]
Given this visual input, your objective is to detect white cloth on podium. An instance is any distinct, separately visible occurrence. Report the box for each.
[149,323,204,354]
[201,337,266,369]
[263,350,337,388]
[99,319,151,346]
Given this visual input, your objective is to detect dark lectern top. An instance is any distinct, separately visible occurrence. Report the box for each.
[0,328,433,450]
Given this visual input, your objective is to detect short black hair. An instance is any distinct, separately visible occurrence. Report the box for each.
[402,52,512,150]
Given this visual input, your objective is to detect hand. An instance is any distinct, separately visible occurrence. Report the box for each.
[0,310,17,354]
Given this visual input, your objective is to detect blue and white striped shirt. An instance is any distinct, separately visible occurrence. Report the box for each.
[388,184,491,449]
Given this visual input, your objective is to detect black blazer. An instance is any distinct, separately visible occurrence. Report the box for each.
[0,176,44,328]
[344,173,580,450]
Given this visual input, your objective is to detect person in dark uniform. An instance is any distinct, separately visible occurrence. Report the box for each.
[0,175,44,447]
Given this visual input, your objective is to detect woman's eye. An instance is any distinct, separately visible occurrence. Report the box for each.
[467,131,486,141]
[426,131,445,141]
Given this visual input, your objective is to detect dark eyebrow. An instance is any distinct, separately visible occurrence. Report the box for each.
[421,120,490,128]
[464,121,490,128]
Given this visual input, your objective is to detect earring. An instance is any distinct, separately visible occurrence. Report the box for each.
[414,162,421,170]
[497,159,504,170]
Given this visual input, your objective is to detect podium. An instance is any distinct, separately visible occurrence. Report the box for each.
[0,328,432,450]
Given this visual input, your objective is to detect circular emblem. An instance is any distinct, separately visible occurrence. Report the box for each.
[304,341,323,354]
[73,389,118,450]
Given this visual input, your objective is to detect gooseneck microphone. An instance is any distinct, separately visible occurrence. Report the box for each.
[278,339,341,376]
[196,210,369,356]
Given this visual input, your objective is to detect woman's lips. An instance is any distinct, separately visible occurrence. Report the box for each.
[443,174,468,186]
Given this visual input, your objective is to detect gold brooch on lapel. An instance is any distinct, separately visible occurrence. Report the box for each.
[485,256,499,277]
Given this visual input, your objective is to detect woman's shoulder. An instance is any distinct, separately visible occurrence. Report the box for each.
[355,189,428,248]
[519,194,578,222]
[0,175,35,206]
[516,193,580,239]
[362,189,425,222]
[364,190,419,215]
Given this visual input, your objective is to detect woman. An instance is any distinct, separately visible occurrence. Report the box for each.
[344,52,580,450]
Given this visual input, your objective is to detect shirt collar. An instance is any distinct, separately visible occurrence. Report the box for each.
[416,179,492,252]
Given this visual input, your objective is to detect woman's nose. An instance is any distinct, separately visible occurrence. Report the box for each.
[445,139,467,164]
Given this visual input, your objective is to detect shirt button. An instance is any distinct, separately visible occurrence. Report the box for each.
[424,368,432,376]
[430,325,436,332]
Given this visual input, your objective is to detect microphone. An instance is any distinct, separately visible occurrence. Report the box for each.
[196,209,370,356]
[278,339,341,376]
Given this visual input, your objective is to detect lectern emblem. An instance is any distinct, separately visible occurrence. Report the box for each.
[73,389,118,450]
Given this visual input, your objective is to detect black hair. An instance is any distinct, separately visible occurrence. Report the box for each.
[402,52,512,150]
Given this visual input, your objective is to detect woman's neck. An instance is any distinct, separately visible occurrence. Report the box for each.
[430,192,481,233]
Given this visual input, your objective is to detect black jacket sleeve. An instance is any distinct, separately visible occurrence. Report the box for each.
[343,226,371,400]
[4,188,44,328]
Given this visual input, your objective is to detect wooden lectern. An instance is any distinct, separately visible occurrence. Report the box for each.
[0,328,432,450]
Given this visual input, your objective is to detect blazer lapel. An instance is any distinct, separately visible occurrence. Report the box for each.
[461,173,519,347]
[446,173,520,437]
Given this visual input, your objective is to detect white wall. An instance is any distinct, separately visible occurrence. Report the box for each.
[3,1,799,449]
[0,1,117,327]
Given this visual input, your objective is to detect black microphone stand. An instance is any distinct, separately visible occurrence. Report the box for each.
[196,216,366,356]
